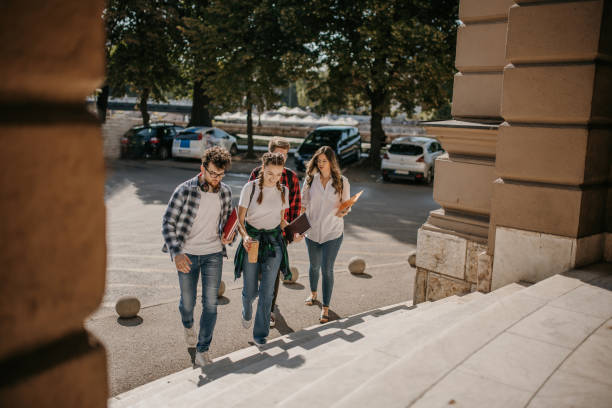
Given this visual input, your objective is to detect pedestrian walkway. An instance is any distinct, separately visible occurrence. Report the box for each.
[108,262,612,407]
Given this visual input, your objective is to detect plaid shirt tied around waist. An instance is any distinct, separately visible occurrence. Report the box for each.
[161,175,232,260]
[233,223,291,281]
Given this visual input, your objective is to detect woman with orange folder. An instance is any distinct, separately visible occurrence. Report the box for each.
[301,146,350,323]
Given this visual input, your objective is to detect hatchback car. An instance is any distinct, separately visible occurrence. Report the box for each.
[120,122,184,160]
[381,137,444,184]
[172,127,239,159]
[294,126,361,172]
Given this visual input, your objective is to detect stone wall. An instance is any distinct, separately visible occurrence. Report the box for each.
[215,122,425,143]
[490,0,612,289]
[414,0,612,303]
[413,0,513,302]
[0,1,108,406]
[101,111,186,159]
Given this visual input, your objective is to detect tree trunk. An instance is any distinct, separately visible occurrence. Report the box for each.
[367,90,387,169]
[246,91,255,159]
[139,88,150,126]
[96,84,109,123]
[189,80,212,126]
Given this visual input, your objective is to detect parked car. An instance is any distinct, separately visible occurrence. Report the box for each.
[120,122,184,160]
[172,127,239,159]
[381,137,444,184]
[294,126,362,172]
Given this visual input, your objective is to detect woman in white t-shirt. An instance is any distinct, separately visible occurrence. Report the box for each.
[234,152,303,346]
[301,146,350,323]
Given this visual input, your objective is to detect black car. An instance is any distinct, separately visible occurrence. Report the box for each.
[120,122,184,160]
[294,126,362,172]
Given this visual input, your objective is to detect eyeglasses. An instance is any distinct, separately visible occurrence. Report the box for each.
[204,166,225,179]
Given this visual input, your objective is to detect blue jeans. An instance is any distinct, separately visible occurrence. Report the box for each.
[177,252,223,353]
[306,235,343,307]
[242,240,282,345]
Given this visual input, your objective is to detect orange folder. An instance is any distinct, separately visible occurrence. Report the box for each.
[338,190,363,213]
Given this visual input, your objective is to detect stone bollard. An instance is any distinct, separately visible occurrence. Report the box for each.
[408,251,416,268]
[115,296,141,318]
[348,257,366,274]
[283,267,300,283]
[218,280,226,298]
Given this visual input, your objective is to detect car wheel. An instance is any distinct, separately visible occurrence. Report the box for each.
[230,144,239,156]
[159,146,169,160]
[426,167,434,185]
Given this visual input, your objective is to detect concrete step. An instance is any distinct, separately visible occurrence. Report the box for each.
[168,300,444,408]
[170,294,493,407]
[109,300,424,408]
[330,276,591,408]
[275,289,520,408]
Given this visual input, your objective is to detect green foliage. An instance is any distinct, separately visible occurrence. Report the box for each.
[307,0,459,166]
[105,0,184,124]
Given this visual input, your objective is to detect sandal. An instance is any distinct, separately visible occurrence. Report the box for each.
[319,310,329,324]
[305,293,317,306]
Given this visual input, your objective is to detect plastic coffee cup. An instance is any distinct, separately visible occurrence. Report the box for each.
[248,240,259,263]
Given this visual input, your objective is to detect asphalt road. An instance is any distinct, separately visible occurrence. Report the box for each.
[86,157,438,396]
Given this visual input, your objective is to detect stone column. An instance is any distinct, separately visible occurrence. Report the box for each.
[491,0,612,289]
[414,0,515,303]
[0,2,108,407]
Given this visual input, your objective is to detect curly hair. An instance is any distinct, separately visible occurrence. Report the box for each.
[256,152,286,205]
[305,146,343,199]
[202,146,231,170]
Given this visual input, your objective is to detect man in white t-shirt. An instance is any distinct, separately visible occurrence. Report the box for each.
[162,147,235,366]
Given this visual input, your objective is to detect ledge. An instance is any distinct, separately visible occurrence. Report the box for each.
[423,120,500,158]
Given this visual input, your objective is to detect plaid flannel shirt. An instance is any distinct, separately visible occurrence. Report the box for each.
[161,175,232,260]
[249,166,301,223]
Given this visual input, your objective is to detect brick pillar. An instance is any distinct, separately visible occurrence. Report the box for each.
[413,0,515,303]
[0,2,108,407]
[490,0,612,289]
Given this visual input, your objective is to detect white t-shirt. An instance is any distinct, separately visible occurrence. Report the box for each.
[183,191,222,255]
[302,173,350,243]
[239,179,289,230]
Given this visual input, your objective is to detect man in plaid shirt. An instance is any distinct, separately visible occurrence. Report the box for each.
[162,146,235,367]
[249,137,301,327]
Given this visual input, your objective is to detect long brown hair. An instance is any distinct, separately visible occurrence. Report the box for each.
[305,146,343,198]
[256,152,286,205]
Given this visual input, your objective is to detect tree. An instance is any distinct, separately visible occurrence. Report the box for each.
[311,0,458,168]
[104,0,183,126]
[185,0,318,157]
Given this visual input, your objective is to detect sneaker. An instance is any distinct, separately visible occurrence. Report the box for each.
[253,339,266,350]
[184,326,197,347]
[241,316,252,329]
[195,351,212,366]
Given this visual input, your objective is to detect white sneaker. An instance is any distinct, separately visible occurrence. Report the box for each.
[241,316,252,329]
[253,339,266,350]
[195,351,212,366]
[184,326,197,347]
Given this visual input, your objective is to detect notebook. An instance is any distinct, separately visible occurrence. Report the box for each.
[222,208,238,240]
[284,213,311,242]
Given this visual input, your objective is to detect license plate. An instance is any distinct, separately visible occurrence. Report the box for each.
[396,170,409,175]
[180,139,190,148]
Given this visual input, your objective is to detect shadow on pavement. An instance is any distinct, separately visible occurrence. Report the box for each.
[351,272,373,279]
[281,282,306,290]
[117,316,144,327]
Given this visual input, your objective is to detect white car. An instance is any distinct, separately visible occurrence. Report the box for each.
[381,136,444,184]
[172,127,239,159]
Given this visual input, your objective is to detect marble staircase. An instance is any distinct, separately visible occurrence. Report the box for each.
[109,263,612,408]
